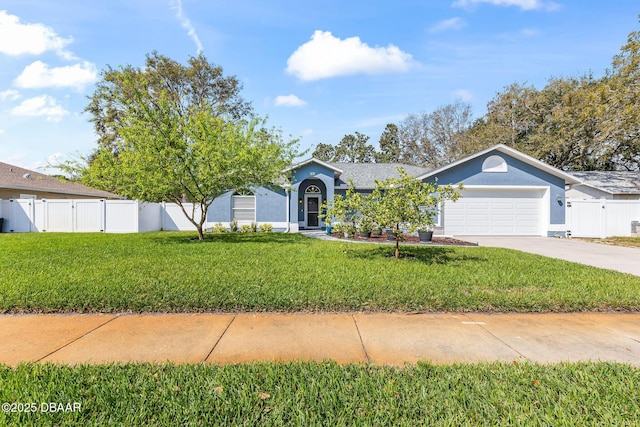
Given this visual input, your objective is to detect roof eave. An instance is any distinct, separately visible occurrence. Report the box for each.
[416,144,581,185]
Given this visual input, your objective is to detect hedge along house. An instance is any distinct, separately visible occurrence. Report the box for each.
[418,144,580,236]
[207,144,580,236]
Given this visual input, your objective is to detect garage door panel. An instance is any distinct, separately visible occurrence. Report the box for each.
[444,189,544,236]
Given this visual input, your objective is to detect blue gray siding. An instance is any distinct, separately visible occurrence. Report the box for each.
[423,150,566,225]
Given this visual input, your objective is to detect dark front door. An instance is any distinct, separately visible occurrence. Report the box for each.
[307,197,319,227]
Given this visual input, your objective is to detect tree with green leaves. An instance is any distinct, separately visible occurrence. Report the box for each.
[78,53,298,240]
[334,132,377,163]
[376,123,401,163]
[372,169,462,258]
[311,143,337,162]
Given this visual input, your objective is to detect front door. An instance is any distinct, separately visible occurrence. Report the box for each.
[306,196,320,227]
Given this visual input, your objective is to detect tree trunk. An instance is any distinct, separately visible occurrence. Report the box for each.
[395,223,400,258]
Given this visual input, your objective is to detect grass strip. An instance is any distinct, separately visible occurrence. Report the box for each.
[1,232,639,313]
[0,361,638,426]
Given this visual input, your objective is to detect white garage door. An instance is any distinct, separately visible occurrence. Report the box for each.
[444,188,545,236]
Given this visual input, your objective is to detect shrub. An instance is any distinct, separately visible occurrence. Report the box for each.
[250,222,258,232]
[211,223,227,234]
[230,219,239,232]
[240,224,253,233]
[259,223,273,233]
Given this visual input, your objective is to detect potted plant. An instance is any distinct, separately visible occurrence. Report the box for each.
[359,223,372,238]
[417,225,434,242]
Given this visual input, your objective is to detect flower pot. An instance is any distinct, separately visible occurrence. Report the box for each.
[326,226,332,235]
[418,230,433,242]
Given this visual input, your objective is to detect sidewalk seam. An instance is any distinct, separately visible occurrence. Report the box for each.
[352,315,371,364]
[204,315,236,363]
[36,314,120,363]
[461,313,530,362]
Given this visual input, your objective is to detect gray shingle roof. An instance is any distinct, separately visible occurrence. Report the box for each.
[570,171,640,194]
[329,162,432,189]
[0,161,119,198]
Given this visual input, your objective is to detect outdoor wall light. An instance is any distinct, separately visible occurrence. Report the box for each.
[556,194,562,202]
[299,198,303,204]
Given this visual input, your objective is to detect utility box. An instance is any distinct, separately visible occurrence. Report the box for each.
[631,221,640,236]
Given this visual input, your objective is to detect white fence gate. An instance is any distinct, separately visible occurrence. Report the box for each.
[0,199,203,233]
[566,199,640,238]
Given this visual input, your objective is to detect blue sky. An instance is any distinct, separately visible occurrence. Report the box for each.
[0,0,638,173]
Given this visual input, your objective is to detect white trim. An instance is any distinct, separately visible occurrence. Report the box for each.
[482,155,507,173]
[283,158,343,176]
[416,144,581,184]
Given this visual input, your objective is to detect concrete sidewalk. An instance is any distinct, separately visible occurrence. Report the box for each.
[1,313,639,366]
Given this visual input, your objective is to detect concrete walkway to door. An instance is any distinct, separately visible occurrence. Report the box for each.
[458,236,640,277]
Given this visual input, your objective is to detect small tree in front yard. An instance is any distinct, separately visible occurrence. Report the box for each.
[320,182,363,237]
[373,169,463,258]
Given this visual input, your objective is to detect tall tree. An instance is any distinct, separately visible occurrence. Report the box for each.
[85,51,253,154]
[399,101,473,167]
[311,143,337,162]
[376,123,401,163]
[80,53,297,240]
[333,132,377,163]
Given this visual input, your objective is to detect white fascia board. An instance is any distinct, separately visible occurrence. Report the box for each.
[416,144,581,185]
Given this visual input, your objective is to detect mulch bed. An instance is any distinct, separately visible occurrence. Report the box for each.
[330,232,477,246]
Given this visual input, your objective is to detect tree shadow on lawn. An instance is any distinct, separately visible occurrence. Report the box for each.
[348,245,487,265]
[149,232,314,245]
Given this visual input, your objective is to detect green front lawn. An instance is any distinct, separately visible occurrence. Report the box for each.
[1,361,638,426]
[2,232,639,313]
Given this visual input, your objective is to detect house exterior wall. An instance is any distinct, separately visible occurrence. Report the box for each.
[423,150,567,233]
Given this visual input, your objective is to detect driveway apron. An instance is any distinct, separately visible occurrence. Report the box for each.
[458,236,640,276]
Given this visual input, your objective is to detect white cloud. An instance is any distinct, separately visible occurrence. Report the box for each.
[0,89,20,101]
[452,0,560,11]
[10,95,69,122]
[453,89,473,102]
[14,61,98,91]
[0,11,74,58]
[169,0,204,54]
[286,30,415,81]
[274,94,308,107]
[430,17,466,33]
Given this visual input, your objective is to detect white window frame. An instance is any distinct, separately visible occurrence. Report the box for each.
[232,194,256,222]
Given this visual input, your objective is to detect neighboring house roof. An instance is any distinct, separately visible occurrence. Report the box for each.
[0,161,119,198]
[569,171,640,195]
[416,144,581,184]
[330,162,431,189]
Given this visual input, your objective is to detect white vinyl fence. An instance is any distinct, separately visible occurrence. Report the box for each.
[0,199,203,233]
[566,199,640,238]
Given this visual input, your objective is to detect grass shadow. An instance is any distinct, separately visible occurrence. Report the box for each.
[348,245,487,265]
[148,231,314,245]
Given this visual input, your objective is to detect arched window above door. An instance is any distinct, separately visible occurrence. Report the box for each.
[305,185,321,193]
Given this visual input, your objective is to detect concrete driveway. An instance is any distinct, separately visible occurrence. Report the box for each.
[457,236,640,277]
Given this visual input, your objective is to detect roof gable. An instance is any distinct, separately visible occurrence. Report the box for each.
[416,144,580,184]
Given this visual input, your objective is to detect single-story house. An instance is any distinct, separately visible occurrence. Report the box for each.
[565,171,640,200]
[0,161,118,200]
[208,144,582,237]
